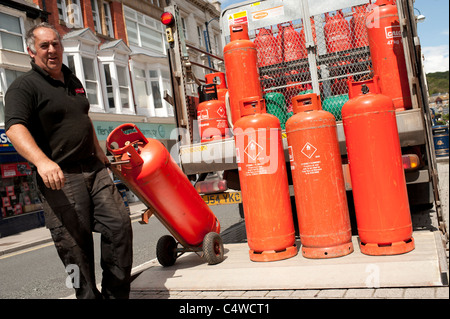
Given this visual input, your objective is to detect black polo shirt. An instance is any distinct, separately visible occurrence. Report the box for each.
[5,62,96,166]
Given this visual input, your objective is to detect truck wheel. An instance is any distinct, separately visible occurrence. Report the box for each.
[203,232,224,265]
[156,235,177,267]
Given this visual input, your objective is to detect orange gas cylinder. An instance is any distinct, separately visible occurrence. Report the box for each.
[324,10,353,53]
[277,22,305,62]
[205,72,228,105]
[341,77,414,255]
[254,27,281,67]
[286,93,353,258]
[350,4,369,48]
[224,23,263,124]
[234,97,297,262]
[106,124,220,248]
[197,84,230,142]
[366,0,412,110]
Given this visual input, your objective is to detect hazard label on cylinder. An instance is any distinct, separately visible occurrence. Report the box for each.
[235,129,280,177]
[301,142,317,158]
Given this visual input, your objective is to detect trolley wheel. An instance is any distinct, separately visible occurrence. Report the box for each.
[203,232,224,265]
[156,235,177,267]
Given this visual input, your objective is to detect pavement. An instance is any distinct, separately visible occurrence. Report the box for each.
[0,158,448,300]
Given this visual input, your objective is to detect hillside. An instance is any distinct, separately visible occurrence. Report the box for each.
[426,71,449,95]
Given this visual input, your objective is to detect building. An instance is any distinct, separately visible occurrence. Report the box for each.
[429,93,449,116]
[0,0,222,236]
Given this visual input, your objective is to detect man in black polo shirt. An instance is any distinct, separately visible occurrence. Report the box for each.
[4,23,133,299]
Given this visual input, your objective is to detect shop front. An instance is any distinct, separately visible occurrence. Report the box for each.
[0,129,44,237]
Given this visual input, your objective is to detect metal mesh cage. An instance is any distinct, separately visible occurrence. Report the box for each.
[226,3,373,125]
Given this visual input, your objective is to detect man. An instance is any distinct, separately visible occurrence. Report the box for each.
[4,23,133,299]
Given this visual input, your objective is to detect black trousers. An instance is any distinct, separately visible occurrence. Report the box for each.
[37,157,133,299]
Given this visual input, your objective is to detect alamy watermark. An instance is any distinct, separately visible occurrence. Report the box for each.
[169,122,282,174]
[65,264,80,289]
[365,263,381,288]
[63,3,83,29]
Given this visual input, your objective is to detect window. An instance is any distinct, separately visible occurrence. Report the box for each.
[65,54,101,108]
[56,0,83,28]
[197,25,204,47]
[151,81,162,109]
[103,2,114,37]
[117,66,129,109]
[133,67,149,109]
[214,34,221,55]
[149,69,174,117]
[131,63,173,117]
[124,6,165,54]
[82,57,99,105]
[101,63,132,113]
[0,68,26,126]
[91,1,114,37]
[0,12,25,52]
[91,0,102,34]
[97,39,133,114]
[56,0,64,20]
[103,64,114,109]
[67,55,76,73]
[63,28,104,111]
[181,17,188,41]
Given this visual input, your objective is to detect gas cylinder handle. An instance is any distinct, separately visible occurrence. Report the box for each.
[229,23,250,41]
[231,24,243,33]
[292,93,322,113]
[239,96,265,116]
[348,75,380,99]
[106,123,148,156]
[205,72,226,89]
[198,84,218,102]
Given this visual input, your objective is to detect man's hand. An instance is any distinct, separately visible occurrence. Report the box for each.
[36,158,66,190]
[6,124,66,190]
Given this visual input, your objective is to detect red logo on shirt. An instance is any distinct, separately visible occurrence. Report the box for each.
[75,88,85,94]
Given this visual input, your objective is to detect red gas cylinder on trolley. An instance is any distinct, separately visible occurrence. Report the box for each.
[350,4,369,48]
[205,72,228,105]
[286,93,353,258]
[341,77,414,255]
[324,10,353,53]
[224,23,263,124]
[106,124,223,265]
[254,27,281,67]
[277,22,305,62]
[234,97,297,262]
[366,0,412,110]
[197,84,230,142]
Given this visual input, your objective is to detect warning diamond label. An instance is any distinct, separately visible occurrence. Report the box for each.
[301,142,317,159]
[217,106,226,118]
[244,139,263,161]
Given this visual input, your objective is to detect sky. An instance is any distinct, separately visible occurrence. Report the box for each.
[218,0,449,74]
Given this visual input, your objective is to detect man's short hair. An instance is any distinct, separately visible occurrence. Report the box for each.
[26,22,63,54]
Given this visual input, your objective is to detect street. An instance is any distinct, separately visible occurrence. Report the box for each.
[0,203,243,299]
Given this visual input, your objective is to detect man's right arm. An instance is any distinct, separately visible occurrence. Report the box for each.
[6,124,65,190]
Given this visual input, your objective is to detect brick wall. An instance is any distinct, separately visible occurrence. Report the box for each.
[110,1,127,43]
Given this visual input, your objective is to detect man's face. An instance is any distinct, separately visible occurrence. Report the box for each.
[28,27,63,78]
